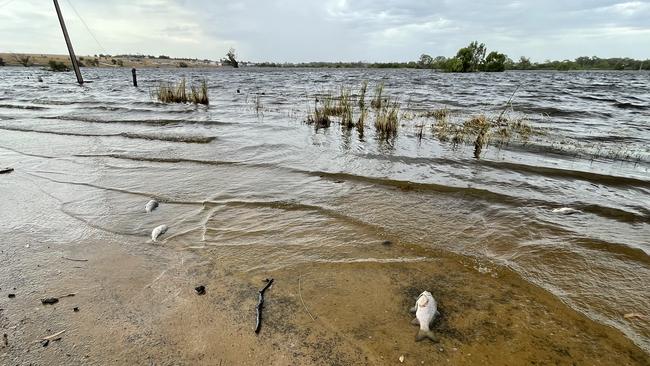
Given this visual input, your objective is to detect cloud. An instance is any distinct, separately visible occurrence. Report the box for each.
[0,0,648,61]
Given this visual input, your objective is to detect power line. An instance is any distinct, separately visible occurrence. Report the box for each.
[64,0,108,55]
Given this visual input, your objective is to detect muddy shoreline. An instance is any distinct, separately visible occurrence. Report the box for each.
[1,221,648,365]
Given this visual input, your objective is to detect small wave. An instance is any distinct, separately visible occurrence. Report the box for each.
[0,103,48,110]
[40,115,234,126]
[614,102,648,110]
[0,126,216,144]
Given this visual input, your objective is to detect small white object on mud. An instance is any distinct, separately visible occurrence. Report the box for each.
[145,200,159,213]
[552,207,580,215]
[410,291,439,342]
[151,225,168,242]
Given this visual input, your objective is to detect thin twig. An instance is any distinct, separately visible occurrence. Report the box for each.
[40,329,66,342]
[497,84,521,122]
[62,256,88,262]
[298,275,316,321]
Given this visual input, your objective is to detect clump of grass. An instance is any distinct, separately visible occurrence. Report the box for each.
[307,97,331,129]
[371,82,385,109]
[375,99,400,136]
[339,87,354,128]
[421,107,450,120]
[154,78,209,105]
[357,81,369,134]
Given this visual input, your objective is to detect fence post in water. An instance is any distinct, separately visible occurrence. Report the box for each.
[132,68,137,87]
[53,0,83,85]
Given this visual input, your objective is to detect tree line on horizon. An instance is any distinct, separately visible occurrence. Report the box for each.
[254,41,649,72]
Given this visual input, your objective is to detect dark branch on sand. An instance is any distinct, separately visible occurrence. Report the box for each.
[254,278,274,334]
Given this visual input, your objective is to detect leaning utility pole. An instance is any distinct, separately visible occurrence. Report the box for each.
[53,0,83,85]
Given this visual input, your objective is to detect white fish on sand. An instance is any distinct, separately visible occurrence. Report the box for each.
[151,225,168,242]
[145,200,159,213]
[409,291,439,342]
[552,207,580,215]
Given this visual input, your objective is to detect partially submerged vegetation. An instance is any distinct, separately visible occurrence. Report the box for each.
[152,78,209,105]
[305,81,538,156]
[307,81,400,138]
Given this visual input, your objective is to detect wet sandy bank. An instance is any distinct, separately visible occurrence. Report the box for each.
[1,231,647,365]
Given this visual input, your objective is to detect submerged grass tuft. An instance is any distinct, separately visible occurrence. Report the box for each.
[153,78,209,105]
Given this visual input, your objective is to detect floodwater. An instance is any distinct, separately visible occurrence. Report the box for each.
[0,67,649,364]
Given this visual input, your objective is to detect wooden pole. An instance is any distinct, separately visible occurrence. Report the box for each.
[53,0,83,85]
[132,68,137,87]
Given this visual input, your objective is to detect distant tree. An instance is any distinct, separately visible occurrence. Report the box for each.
[445,41,486,72]
[111,59,117,65]
[13,54,33,67]
[0,57,5,66]
[158,55,170,59]
[178,62,188,68]
[483,51,507,72]
[443,57,464,72]
[116,59,124,67]
[517,56,532,70]
[225,48,239,68]
[418,54,434,68]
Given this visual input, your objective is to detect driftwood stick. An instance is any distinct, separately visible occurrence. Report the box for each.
[254,278,274,334]
[62,256,88,262]
[298,275,316,321]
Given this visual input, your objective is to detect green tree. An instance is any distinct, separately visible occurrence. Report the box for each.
[225,48,239,68]
[483,51,507,72]
[418,54,434,68]
[446,41,486,72]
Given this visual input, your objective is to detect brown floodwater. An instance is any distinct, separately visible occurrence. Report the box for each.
[0,67,648,365]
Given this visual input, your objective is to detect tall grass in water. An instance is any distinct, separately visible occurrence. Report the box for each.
[357,81,369,135]
[154,78,209,105]
[371,82,385,109]
[375,99,400,136]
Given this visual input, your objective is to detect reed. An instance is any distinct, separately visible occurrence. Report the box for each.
[371,82,385,109]
[375,99,400,136]
[421,107,450,120]
[153,78,209,105]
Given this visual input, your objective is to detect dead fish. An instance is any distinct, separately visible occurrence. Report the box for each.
[409,291,439,342]
[151,225,168,242]
[552,207,580,215]
[145,200,159,213]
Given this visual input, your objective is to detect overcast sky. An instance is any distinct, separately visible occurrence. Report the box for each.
[1,0,649,62]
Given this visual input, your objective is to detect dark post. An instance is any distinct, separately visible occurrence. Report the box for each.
[131,68,137,87]
[53,0,83,85]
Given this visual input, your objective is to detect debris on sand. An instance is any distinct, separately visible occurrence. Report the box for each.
[381,240,393,246]
[145,199,159,213]
[255,278,274,334]
[7,294,15,299]
[73,307,79,312]
[3,333,7,346]
[151,224,168,242]
[41,298,59,305]
[62,256,88,262]
[399,355,405,363]
[624,313,648,320]
[195,285,206,295]
[40,329,66,347]
[552,207,580,215]
[41,293,75,305]
[0,168,14,174]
